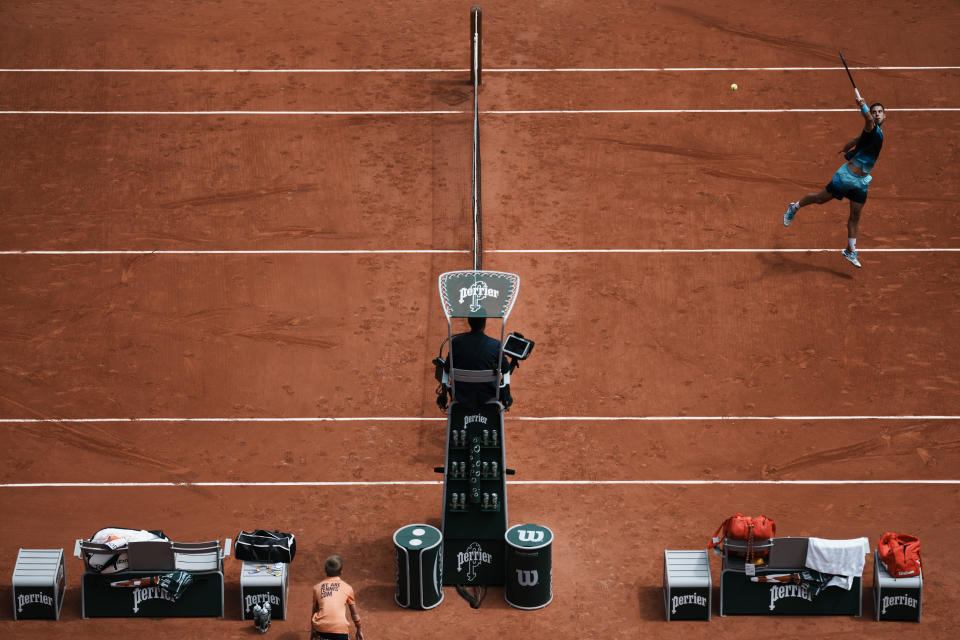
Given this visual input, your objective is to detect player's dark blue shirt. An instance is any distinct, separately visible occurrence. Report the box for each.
[448,329,509,409]
[844,124,884,173]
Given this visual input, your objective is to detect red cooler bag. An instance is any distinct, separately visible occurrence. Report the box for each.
[708,513,776,562]
[878,532,921,578]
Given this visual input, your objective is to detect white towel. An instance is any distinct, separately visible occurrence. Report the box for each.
[805,537,870,590]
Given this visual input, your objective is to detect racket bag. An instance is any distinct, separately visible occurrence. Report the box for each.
[235,529,296,563]
[85,527,168,574]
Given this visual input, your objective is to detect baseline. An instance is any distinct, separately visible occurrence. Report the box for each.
[1,66,958,73]
[1,479,957,488]
[1,108,957,115]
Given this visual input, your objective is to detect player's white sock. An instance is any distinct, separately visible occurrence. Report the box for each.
[848,238,856,252]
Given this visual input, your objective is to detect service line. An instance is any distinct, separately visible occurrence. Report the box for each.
[1,249,958,256]
[1,480,957,488]
[1,108,957,116]
[0,249,468,256]
[489,248,960,254]
[0,66,957,73]
[0,415,956,424]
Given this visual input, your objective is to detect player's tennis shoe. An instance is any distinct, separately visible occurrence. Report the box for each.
[842,248,862,268]
[782,202,799,226]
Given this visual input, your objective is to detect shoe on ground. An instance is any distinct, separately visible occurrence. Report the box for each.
[842,248,862,268]
[783,202,799,226]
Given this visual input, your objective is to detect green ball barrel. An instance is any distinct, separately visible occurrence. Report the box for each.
[504,523,553,609]
[393,524,443,610]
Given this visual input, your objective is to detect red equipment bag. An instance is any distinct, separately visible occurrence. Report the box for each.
[878,532,922,578]
[708,513,776,562]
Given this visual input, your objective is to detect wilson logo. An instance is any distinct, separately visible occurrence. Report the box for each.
[517,570,539,587]
[518,529,544,544]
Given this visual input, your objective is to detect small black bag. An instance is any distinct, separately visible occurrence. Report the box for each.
[235,529,296,563]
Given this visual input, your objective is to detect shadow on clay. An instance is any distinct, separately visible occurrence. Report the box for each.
[756,252,854,280]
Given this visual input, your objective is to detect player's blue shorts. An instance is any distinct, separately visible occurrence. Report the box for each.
[826,162,872,204]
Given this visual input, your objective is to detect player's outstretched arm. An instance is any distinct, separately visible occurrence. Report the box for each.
[855,95,876,131]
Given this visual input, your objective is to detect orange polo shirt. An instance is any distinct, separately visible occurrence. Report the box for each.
[311,576,356,634]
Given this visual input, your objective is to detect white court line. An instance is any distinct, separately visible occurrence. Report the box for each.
[0,68,466,73]
[485,108,960,114]
[1,480,957,488]
[0,66,957,73]
[0,417,443,423]
[1,249,957,256]
[492,66,960,72]
[489,248,960,254]
[0,250,468,255]
[0,108,956,116]
[0,415,956,424]
[0,110,463,116]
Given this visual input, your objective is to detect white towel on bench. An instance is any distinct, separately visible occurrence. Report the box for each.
[805,537,870,590]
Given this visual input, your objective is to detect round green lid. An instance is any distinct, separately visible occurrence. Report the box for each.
[394,524,442,550]
[505,523,554,549]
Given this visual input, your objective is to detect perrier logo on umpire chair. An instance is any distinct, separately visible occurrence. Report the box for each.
[433,270,533,607]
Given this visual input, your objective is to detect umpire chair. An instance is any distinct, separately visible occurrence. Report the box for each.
[434,271,527,600]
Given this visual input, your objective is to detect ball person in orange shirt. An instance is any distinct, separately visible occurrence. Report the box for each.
[311,555,364,640]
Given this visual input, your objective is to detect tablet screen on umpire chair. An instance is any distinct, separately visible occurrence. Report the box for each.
[503,334,532,359]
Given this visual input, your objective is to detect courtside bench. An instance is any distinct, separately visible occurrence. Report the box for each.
[12,548,66,620]
[663,549,711,620]
[74,537,231,618]
[874,550,922,621]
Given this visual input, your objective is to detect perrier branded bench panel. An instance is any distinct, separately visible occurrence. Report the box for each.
[721,569,861,615]
[720,537,862,616]
[80,570,225,618]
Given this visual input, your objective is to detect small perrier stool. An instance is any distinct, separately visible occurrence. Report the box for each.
[663,549,711,621]
[504,523,553,610]
[240,561,289,620]
[12,548,66,620]
[394,524,443,610]
[874,550,922,621]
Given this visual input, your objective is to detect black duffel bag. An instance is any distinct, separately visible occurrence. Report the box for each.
[235,529,296,563]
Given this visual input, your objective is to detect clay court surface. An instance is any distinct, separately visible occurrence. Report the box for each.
[1,1,959,638]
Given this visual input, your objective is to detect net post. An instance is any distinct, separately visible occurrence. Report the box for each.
[470,6,482,85]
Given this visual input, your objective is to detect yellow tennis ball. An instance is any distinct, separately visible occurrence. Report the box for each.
[730,83,738,90]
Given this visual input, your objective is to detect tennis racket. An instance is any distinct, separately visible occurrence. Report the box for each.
[838,50,862,102]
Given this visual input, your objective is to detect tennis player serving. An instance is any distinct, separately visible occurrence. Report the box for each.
[782,54,885,269]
